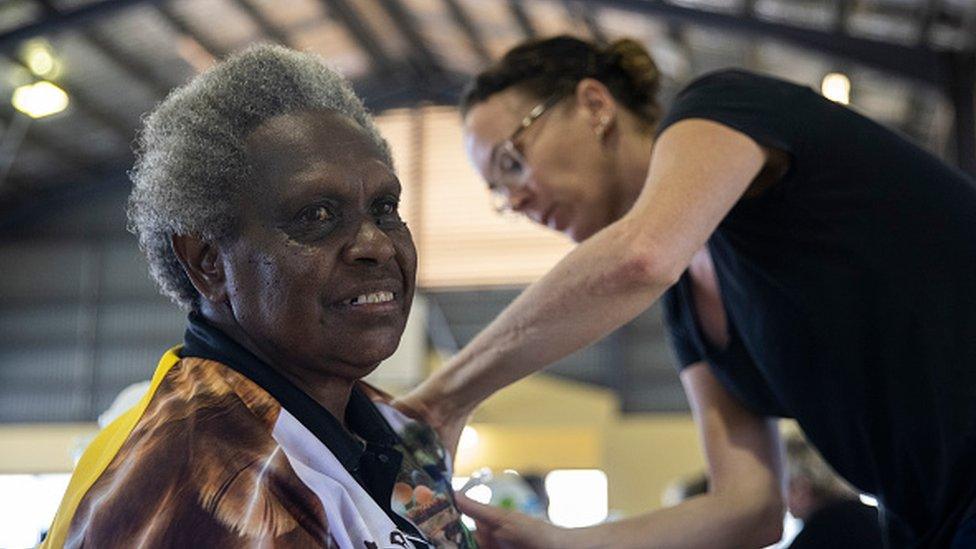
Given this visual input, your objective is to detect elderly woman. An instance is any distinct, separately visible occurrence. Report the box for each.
[43,45,473,549]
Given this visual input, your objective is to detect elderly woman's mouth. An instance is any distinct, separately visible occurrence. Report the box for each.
[334,283,405,314]
[349,291,395,305]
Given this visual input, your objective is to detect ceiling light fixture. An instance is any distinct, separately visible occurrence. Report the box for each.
[11,81,70,119]
[821,72,851,105]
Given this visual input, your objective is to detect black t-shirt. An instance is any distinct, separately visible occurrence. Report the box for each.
[658,70,976,547]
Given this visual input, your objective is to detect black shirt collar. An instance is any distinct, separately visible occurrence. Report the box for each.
[181,311,398,470]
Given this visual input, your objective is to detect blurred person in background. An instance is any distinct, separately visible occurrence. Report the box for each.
[784,432,882,548]
[399,35,976,548]
[43,45,473,549]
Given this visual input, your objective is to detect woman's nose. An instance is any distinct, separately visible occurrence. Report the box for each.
[343,219,396,265]
[507,184,534,213]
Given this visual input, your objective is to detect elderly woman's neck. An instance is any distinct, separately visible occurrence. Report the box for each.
[198,304,357,429]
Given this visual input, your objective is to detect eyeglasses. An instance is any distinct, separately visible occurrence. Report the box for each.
[487,93,564,213]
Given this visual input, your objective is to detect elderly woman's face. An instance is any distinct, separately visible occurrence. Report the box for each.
[222,109,416,378]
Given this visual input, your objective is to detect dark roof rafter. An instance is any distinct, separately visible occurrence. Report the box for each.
[561,0,609,44]
[318,0,396,75]
[0,0,158,53]
[507,0,537,40]
[230,0,296,49]
[155,1,230,59]
[441,0,491,65]
[376,0,444,78]
[30,0,171,96]
[574,0,961,85]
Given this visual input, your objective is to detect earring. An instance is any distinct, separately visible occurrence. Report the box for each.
[596,115,611,137]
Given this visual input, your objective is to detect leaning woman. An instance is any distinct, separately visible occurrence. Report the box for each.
[401,36,976,547]
[44,45,473,549]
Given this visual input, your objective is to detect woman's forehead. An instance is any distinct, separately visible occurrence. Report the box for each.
[244,110,395,200]
[246,109,382,160]
[464,91,535,137]
[463,91,538,171]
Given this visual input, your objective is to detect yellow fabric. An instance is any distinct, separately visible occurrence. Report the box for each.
[42,346,183,549]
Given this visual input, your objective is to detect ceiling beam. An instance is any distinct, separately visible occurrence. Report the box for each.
[0,0,158,53]
[832,0,850,34]
[506,0,537,40]
[572,0,957,87]
[916,0,941,46]
[30,0,170,97]
[441,0,491,65]
[155,1,229,59]
[82,28,172,96]
[562,0,609,44]
[231,0,295,49]
[376,0,443,78]
[317,0,396,75]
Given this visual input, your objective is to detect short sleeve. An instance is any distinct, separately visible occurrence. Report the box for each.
[661,282,703,371]
[657,69,805,155]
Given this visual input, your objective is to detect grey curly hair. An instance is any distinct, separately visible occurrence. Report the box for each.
[127,44,392,310]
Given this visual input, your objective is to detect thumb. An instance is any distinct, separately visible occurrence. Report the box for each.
[455,493,509,527]
[390,393,428,423]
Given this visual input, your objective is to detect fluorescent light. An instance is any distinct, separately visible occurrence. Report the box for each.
[26,48,54,77]
[12,81,69,118]
[821,72,851,105]
[545,469,608,527]
[20,40,61,78]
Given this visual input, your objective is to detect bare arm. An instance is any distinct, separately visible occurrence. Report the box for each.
[460,363,785,549]
[402,119,767,448]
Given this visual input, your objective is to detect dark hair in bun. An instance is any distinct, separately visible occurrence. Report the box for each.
[461,35,661,131]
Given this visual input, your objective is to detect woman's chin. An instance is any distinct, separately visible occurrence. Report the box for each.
[336,333,404,373]
[567,222,598,243]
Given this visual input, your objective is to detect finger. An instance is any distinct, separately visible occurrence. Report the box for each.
[455,493,509,526]
[473,521,495,549]
[390,395,426,422]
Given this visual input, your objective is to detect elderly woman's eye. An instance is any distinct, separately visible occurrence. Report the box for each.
[374,200,398,216]
[299,205,334,223]
[373,198,403,221]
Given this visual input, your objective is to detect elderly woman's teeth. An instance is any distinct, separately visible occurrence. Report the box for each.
[351,291,394,305]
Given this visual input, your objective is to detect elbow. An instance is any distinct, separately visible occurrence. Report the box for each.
[752,493,786,546]
[612,244,683,291]
[716,487,785,547]
[610,222,691,288]
[603,217,686,291]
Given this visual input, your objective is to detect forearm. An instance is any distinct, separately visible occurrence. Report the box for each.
[566,491,784,549]
[425,217,680,416]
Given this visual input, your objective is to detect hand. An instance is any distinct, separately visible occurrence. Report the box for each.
[392,385,471,461]
[456,494,569,549]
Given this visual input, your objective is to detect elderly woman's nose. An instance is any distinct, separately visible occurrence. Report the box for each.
[343,219,397,264]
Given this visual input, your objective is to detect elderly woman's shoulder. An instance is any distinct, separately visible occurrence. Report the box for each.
[60,357,331,546]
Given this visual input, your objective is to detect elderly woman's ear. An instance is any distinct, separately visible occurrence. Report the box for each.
[171,233,227,305]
